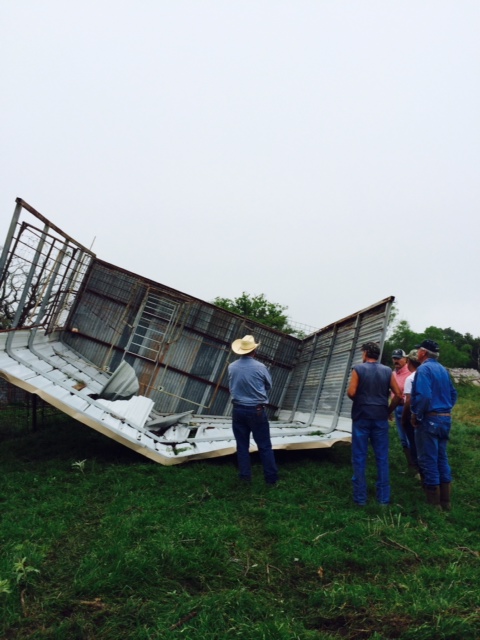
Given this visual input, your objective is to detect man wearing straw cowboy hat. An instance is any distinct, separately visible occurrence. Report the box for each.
[228,335,278,486]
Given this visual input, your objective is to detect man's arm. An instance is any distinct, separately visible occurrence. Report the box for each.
[388,374,402,416]
[411,368,431,424]
[264,371,272,393]
[347,369,359,400]
[450,378,458,407]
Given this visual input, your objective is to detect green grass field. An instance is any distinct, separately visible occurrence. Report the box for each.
[1,385,479,639]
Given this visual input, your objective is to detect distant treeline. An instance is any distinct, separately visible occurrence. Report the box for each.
[382,320,480,370]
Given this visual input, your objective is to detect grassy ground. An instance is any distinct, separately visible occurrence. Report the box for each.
[1,386,479,639]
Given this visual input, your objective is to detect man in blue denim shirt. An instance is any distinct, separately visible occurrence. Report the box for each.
[228,335,278,485]
[411,339,457,510]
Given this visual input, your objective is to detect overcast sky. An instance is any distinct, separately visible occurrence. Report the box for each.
[1,1,479,337]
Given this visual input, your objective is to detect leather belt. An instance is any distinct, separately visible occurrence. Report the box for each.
[426,412,451,417]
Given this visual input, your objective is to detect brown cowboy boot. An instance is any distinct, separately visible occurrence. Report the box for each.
[424,485,441,510]
[440,483,451,511]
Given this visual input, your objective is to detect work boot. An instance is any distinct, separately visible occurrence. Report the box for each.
[440,483,452,511]
[424,485,441,510]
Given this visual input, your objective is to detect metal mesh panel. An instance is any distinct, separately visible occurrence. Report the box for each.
[0,200,94,332]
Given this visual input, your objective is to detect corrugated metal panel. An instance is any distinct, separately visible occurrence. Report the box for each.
[61,261,302,418]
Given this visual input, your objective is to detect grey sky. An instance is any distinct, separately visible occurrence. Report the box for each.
[1,1,479,336]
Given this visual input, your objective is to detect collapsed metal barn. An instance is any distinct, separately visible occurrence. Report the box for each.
[0,198,394,464]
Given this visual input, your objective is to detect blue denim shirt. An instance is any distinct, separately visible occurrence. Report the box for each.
[228,355,272,405]
[411,358,457,421]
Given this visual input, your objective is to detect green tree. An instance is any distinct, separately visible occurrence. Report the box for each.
[382,319,420,362]
[382,320,475,369]
[213,292,296,334]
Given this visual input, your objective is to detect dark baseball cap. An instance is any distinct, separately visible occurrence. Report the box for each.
[391,349,407,359]
[415,339,440,353]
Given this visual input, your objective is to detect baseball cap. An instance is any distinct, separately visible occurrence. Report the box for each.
[415,339,440,353]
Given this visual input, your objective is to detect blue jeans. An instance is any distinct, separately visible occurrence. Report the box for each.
[232,405,278,484]
[232,404,278,484]
[352,418,390,505]
[414,416,452,486]
[394,405,409,448]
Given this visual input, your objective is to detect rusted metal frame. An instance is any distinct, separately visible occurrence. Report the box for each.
[144,301,191,395]
[43,246,82,329]
[2,203,94,336]
[142,297,182,395]
[6,222,49,335]
[23,231,59,328]
[330,315,362,432]
[49,248,93,333]
[307,325,338,427]
[123,291,151,358]
[288,333,320,422]
[12,220,89,282]
[28,240,70,348]
[14,222,80,328]
[15,198,95,256]
[0,201,22,283]
[0,221,26,311]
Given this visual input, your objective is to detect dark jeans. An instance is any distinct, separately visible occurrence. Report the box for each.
[414,415,452,486]
[232,404,278,484]
[394,405,409,448]
[402,418,419,467]
[352,418,390,505]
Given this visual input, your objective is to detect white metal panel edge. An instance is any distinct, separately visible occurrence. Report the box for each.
[1,330,354,465]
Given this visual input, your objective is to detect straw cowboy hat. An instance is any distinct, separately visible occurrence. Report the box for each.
[231,335,260,355]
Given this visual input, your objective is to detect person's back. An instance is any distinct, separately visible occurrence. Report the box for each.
[352,361,393,421]
[228,356,271,406]
[412,358,457,418]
